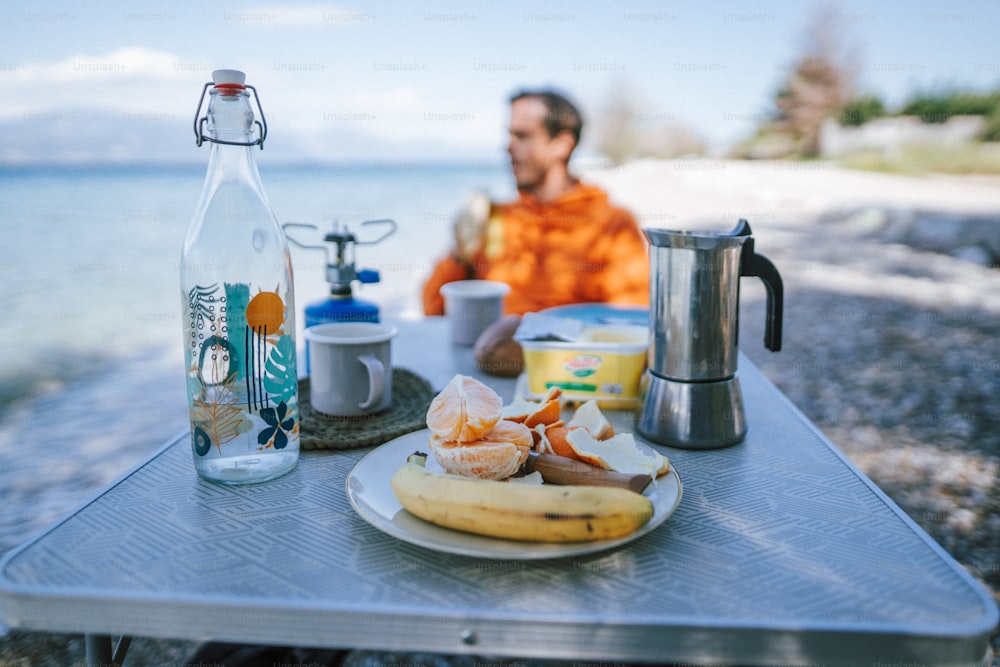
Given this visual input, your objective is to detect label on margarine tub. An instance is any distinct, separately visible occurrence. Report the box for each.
[564,354,602,378]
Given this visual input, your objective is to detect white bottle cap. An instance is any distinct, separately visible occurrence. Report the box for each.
[212,69,246,85]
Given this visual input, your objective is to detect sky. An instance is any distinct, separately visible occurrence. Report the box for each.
[1,0,998,165]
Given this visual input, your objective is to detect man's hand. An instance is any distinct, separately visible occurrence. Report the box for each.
[453,191,492,263]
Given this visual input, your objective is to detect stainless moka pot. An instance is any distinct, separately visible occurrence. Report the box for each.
[637,219,783,449]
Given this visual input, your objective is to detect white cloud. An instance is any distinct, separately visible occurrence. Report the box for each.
[0,47,194,121]
[232,80,502,160]
[0,46,504,164]
[44,47,183,83]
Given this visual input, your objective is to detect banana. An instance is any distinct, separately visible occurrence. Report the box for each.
[390,452,654,543]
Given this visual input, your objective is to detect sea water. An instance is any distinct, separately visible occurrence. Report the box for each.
[0,161,511,553]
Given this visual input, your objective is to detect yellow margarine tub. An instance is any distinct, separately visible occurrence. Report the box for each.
[520,324,648,408]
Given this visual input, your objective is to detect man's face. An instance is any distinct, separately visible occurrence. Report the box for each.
[507,97,570,191]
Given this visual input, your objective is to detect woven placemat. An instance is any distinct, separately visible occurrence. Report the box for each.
[298,367,435,451]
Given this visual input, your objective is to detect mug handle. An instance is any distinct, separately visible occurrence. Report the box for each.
[357,353,386,410]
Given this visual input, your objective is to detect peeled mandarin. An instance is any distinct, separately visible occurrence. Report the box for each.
[430,439,524,480]
[425,374,503,443]
[429,419,533,480]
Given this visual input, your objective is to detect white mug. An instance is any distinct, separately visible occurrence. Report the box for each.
[305,322,397,416]
[440,280,510,345]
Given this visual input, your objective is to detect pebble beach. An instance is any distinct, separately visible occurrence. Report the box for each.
[2,158,999,666]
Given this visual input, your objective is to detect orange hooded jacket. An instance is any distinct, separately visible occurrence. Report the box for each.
[422,182,649,316]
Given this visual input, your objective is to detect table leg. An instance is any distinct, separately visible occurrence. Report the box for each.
[85,634,112,666]
[85,633,131,667]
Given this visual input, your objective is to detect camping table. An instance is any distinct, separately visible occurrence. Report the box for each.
[0,317,996,667]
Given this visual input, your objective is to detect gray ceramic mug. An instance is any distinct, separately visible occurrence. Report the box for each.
[305,322,397,416]
[440,280,510,345]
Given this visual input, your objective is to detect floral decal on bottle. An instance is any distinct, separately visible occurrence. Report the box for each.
[258,401,295,449]
[185,283,298,456]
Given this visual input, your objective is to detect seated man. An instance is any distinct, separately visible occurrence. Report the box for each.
[422,89,649,317]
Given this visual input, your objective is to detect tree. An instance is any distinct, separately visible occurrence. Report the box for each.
[593,79,704,164]
[772,2,858,156]
[593,79,642,164]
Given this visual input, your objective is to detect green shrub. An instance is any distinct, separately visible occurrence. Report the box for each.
[839,96,886,126]
[983,107,1000,141]
[901,90,1000,124]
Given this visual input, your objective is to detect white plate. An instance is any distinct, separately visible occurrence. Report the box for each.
[346,430,682,559]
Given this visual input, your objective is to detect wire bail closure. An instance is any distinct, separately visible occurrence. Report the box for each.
[193,81,268,149]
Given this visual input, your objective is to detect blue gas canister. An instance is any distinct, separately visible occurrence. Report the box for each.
[284,219,396,371]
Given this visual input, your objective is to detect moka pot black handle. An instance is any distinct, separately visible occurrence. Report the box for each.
[735,220,783,352]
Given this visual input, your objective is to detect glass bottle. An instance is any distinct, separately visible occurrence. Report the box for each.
[180,69,299,484]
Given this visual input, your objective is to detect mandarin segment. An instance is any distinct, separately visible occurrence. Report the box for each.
[426,374,503,442]
[479,419,533,449]
[430,439,526,480]
[429,419,532,480]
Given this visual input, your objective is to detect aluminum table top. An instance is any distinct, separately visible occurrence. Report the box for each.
[1,317,996,666]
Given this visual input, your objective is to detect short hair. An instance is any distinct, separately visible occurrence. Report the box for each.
[510,89,583,146]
